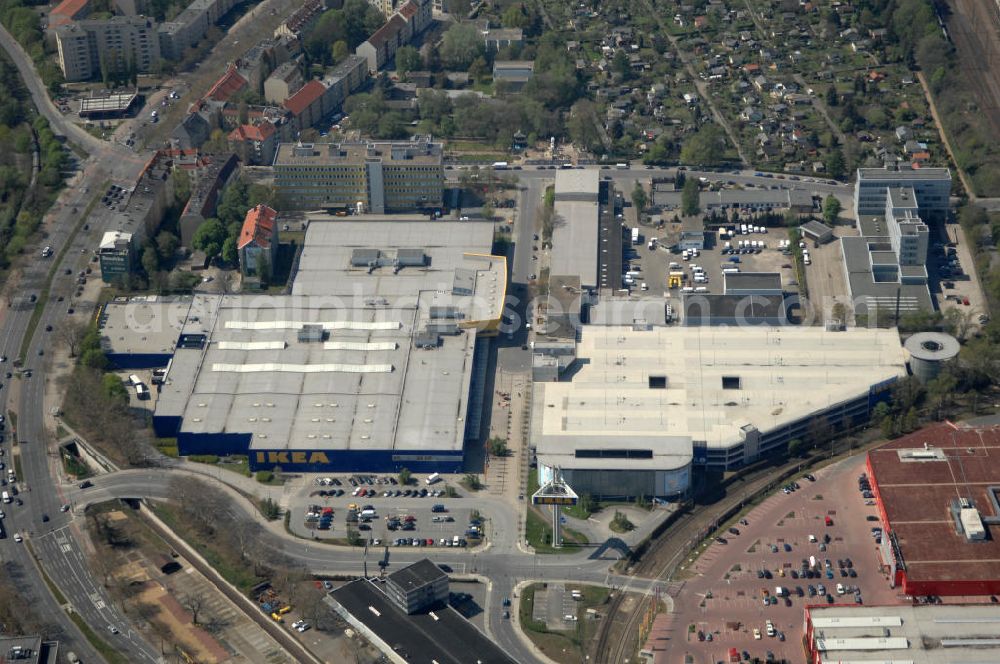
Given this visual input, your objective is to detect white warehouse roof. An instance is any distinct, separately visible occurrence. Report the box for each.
[534,325,906,470]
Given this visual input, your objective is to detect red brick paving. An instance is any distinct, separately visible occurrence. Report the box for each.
[649,454,904,664]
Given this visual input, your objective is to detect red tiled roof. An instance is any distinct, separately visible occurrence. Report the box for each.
[228,121,276,143]
[205,64,248,103]
[238,204,278,250]
[398,0,418,19]
[51,0,89,22]
[367,14,406,49]
[283,79,325,116]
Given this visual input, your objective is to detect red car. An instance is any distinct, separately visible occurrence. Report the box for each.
[825,516,834,526]
[963,297,970,306]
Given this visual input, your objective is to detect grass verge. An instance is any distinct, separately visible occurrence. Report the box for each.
[28,541,68,605]
[151,502,268,594]
[525,508,585,554]
[68,612,129,664]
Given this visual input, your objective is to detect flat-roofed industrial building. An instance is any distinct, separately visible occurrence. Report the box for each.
[867,421,1000,597]
[532,325,906,495]
[105,221,505,473]
[804,603,1000,664]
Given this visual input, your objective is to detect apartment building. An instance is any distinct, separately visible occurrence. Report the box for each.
[274,0,322,39]
[228,121,278,165]
[281,55,368,132]
[157,0,238,60]
[273,137,443,213]
[55,16,160,82]
[264,60,304,104]
[853,166,951,219]
[356,0,432,73]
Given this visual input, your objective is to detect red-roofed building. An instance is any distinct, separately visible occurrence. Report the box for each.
[205,64,248,103]
[867,421,1000,597]
[49,0,91,28]
[238,204,279,279]
[355,0,431,73]
[228,121,278,165]
[49,0,90,26]
[283,79,327,130]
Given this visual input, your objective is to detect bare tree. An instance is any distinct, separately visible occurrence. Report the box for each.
[56,320,88,357]
[181,591,206,625]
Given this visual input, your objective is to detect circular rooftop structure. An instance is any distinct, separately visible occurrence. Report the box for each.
[905,332,960,382]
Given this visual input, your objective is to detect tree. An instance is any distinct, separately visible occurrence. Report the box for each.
[462,473,482,491]
[468,56,489,83]
[221,236,238,265]
[612,49,631,80]
[56,321,88,357]
[611,511,635,532]
[182,592,206,625]
[101,374,129,408]
[823,195,842,223]
[788,439,804,457]
[398,467,412,486]
[331,40,349,64]
[192,218,227,258]
[395,46,421,77]
[824,148,846,180]
[441,23,484,71]
[489,437,510,457]
[680,125,725,166]
[156,231,178,262]
[682,177,700,216]
[140,244,159,277]
[631,182,648,212]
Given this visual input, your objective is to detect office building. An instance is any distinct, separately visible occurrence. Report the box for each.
[98,231,136,282]
[804,603,1000,664]
[55,16,160,82]
[853,166,951,219]
[385,558,449,614]
[273,137,443,213]
[885,187,929,266]
[532,325,905,492]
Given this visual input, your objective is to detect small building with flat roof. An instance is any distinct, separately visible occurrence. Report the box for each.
[800,219,833,244]
[804,603,1000,664]
[78,91,139,118]
[98,295,194,368]
[0,635,58,664]
[385,558,449,614]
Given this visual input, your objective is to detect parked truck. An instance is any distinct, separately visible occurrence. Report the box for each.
[631,227,640,245]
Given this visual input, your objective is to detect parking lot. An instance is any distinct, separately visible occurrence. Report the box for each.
[289,475,485,549]
[665,454,900,664]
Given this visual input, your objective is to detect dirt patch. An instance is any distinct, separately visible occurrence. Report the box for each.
[135,584,230,663]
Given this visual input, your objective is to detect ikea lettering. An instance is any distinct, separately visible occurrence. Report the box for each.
[255,451,331,465]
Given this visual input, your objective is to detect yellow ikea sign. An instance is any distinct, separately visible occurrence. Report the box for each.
[254,451,331,465]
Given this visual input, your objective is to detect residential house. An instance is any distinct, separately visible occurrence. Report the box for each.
[493,60,534,92]
[264,60,304,104]
[482,27,522,52]
[238,204,279,280]
[228,121,278,165]
[178,153,239,246]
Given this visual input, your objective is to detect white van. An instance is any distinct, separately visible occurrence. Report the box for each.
[681,286,694,292]
[360,509,377,518]
[722,267,740,274]
[695,286,708,292]
[1,491,9,504]
[425,473,441,485]
[128,374,142,386]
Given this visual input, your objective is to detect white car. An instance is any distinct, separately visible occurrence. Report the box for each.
[296,623,310,633]
[13,533,22,542]
[753,628,761,640]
